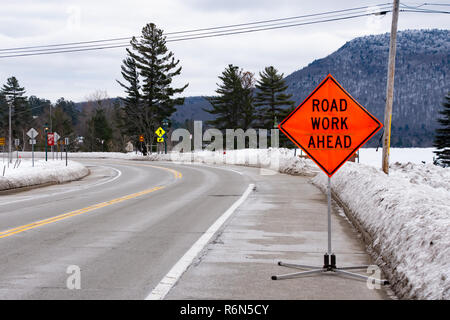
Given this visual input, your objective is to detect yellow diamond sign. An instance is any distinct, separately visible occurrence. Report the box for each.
[155,127,165,137]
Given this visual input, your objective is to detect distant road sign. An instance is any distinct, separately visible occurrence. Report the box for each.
[139,135,144,142]
[14,139,20,146]
[29,139,36,145]
[54,132,60,142]
[27,128,38,138]
[0,137,5,146]
[157,137,164,143]
[155,127,165,137]
[47,133,55,146]
[278,74,382,177]
[65,137,69,145]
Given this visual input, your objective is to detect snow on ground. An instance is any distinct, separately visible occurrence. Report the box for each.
[358,148,436,166]
[0,159,88,191]
[312,162,450,300]
[148,148,319,176]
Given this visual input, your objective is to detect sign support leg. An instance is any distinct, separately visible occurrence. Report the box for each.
[327,176,332,255]
[272,176,389,285]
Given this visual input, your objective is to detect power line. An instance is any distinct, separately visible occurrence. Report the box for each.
[0,3,392,54]
[401,9,450,13]
[0,10,392,58]
[0,3,447,59]
[1,6,392,55]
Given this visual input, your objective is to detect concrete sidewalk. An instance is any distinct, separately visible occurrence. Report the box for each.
[166,166,392,300]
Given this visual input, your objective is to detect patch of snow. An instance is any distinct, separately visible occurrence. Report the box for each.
[146,148,319,176]
[0,159,88,191]
[312,162,450,300]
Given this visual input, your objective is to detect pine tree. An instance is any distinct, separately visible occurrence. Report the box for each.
[205,64,255,130]
[117,55,143,141]
[254,66,294,129]
[1,77,31,138]
[55,97,79,126]
[51,106,74,138]
[29,96,51,117]
[240,71,256,130]
[0,93,7,136]
[120,23,188,145]
[433,92,450,166]
[85,109,113,152]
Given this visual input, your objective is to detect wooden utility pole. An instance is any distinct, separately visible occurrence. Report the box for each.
[382,0,400,174]
[8,101,12,165]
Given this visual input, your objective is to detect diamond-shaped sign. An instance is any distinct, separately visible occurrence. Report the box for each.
[155,127,165,137]
[27,128,38,138]
[279,74,382,177]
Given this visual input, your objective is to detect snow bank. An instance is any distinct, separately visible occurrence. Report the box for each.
[16,151,144,160]
[358,148,436,166]
[145,148,319,176]
[0,159,89,191]
[312,162,450,300]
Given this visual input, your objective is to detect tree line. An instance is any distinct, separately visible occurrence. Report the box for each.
[0,78,125,152]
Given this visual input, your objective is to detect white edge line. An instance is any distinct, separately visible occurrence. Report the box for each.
[145,183,255,300]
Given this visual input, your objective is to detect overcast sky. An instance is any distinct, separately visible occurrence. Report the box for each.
[0,0,448,103]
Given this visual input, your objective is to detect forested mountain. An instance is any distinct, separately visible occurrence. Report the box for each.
[284,29,449,147]
[172,29,449,147]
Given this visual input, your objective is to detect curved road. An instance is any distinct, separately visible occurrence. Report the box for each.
[0,159,249,299]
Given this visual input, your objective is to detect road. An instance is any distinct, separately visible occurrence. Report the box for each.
[0,159,249,299]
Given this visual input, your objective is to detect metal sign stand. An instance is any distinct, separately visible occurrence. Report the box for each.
[272,177,389,285]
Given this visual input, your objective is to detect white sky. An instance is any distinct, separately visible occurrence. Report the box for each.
[0,0,448,103]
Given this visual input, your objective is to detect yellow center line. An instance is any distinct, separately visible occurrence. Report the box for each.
[102,161,183,179]
[0,164,183,240]
[141,164,183,179]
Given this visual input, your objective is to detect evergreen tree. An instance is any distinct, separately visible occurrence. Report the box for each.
[0,93,7,136]
[51,106,74,138]
[205,64,255,130]
[1,77,31,138]
[433,92,450,166]
[29,95,51,117]
[85,108,113,152]
[116,56,142,139]
[111,99,128,152]
[254,66,294,129]
[240,71,256,130]
[55,97,79,126]
[119,23,188,145]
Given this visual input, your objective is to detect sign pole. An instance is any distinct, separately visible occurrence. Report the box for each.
[327,176,332,255]
[65,137,69,167]
[32,135,34,167]
[8,101,11,166]
[45,131,48,161]
[27,129,38,167]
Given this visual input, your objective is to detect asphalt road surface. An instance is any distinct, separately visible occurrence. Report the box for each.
[0,159,249,299]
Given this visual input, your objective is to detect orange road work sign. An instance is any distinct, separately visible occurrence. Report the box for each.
[139,135,144,142]
[278,74,382,177]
